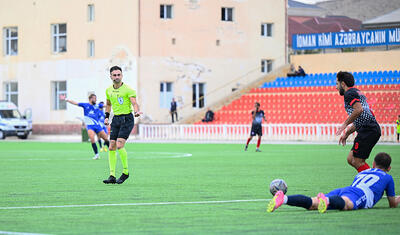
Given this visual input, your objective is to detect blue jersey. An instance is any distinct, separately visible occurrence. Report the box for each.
[78,103,101,126]
[98,109,105,127]
[351,168,395,208]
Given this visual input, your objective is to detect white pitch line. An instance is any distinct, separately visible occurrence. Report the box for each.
[0,231,51,235]
[0,152,192,161]
[0,199,269,210]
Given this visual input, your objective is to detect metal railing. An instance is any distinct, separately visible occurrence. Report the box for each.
[139,124,396,142]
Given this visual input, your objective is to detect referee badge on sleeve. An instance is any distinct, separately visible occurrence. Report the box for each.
[118,97,124,104]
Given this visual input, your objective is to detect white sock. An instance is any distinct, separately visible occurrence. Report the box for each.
[283,195,288,204]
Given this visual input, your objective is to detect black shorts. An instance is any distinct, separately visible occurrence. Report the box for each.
[250,124,262,136]
[110,113,134,140]
[352,125,381,159]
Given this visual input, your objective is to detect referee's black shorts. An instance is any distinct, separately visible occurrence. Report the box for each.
[110,113,134,140]
[352,125,381,159]
[250,124,262,136]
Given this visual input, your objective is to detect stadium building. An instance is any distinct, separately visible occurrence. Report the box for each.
[0,0,287,133]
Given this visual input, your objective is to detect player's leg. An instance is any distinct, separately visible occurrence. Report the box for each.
[255,136,262,152]
[255,125,262,152]
[98,130,110,149]
[103,117,120,184]
[245,136,253,151]
[346,151,368,172]
[318,187,356,213]
[87,129,99,160]
[246,125,256,151]
[116,137,129,177]
[267,191,318,212]
[115,114,135,184]
[350,128,380,172]
[341,196,354,210]
[348,133,369,172]
[97,134,103,148]
[397,133,399,143]
[102,126,109,151]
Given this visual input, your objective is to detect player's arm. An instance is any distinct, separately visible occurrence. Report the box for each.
[337,102,363,135]
[339,124,356,146]
[344,102,363,126]
[104,99,111,125]
[65,98,79,106]
[251,111,256,120]
[129,97,141,117]
[387,196,400,208]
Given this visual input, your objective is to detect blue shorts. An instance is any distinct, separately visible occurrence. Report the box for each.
[326,186,366,210]
[86,124,104,134]
[102,125,108,134]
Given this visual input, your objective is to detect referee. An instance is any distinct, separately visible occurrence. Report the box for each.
[103,66,141,184]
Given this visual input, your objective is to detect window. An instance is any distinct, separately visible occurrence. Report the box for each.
[87,40,95,57]
[87,4,95,22]
[261,60,273,73]
[4,82,18,106]
[52,81,67,110]
[261,23,273,37]
[51,24,67,53]
[160,5,173,19]
[160,82,173,108]
[3,27,18,56]
[221,7,233,22]
[192,83,205,108]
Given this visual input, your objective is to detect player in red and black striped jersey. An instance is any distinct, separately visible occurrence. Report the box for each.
[335,71,381,173]
[245,102,267,152]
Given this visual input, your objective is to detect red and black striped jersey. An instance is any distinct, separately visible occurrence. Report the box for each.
[344,88,379,130]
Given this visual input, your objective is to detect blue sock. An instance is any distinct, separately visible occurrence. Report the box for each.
[328,196,345,210]
[287,195,313,209]
[91,143,98,154]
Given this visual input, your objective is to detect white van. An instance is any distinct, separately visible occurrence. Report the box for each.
[0,101,32,139]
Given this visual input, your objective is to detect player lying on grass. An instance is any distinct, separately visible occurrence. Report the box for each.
[268,152,400,213]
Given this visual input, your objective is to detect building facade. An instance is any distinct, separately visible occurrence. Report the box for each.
[0,0,286,126]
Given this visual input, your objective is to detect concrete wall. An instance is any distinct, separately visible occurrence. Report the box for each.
[0,0,286,125]
[0,0,139,124]
[290,50,400,73]
[139,0,287,123]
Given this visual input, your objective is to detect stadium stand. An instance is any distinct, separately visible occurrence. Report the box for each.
[196,71,400,125]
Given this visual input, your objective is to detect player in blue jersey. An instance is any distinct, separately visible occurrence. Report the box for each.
[65,94,110,159]
[335,71,381,172]
[97,102,108,152]
[267,152,400,213]
[245,102,267,152]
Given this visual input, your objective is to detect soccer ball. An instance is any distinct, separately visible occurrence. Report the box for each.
[269,179,287,196]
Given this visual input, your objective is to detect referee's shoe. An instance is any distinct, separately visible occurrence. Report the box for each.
[116,173,129,184]
[103,175,116,184]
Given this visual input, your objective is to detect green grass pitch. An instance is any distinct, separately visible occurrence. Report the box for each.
[0,142,399,234]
